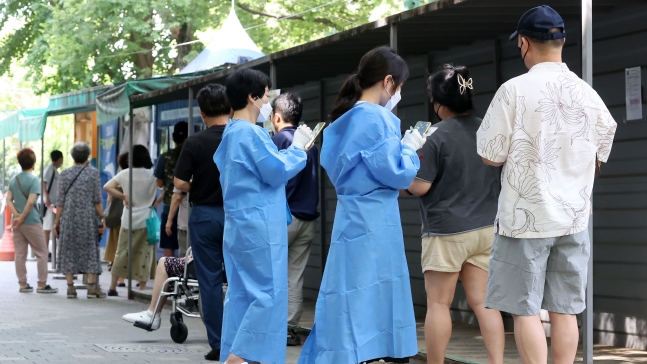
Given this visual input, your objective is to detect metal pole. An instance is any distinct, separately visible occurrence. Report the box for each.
[127,107,134,300]
[270,61,277,89]
[318,80,327,272]
[582,0,593,362]
[2,139,5,192]
[389,22,398,116]
[186,88,193,247]
[40,138,44,218]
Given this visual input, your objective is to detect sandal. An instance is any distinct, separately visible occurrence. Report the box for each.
[67,284,77,299]
[19,284,33,293]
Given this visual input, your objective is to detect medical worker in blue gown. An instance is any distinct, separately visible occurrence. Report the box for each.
[213,68,314,364]
[298,46,427,364]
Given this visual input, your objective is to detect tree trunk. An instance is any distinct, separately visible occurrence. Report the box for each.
[175,23,192,71]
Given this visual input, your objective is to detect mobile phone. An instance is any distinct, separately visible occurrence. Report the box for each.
[306,122,326,150]
[414,121,432,136]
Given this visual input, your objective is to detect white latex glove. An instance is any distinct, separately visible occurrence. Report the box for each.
[401,129,425,151]
[292,125,314,151]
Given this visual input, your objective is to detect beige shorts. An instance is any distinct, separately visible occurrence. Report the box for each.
[421,226,494,273]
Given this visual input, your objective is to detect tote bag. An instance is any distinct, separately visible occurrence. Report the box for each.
[146,207,161,244]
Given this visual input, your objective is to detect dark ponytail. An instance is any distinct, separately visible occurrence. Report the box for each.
[330,46,409,121]
[427,64,473,114]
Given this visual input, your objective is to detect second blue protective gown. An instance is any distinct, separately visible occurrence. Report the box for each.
[213,119,307,364]
[298,102,420,363]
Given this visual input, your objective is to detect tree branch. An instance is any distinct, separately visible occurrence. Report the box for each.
[236,2,334,26]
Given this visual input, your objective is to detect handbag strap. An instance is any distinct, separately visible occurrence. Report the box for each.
[14,175,29,199]
[64,166,87,197]
[46,168,56,195]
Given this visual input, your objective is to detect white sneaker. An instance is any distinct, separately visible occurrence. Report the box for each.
[122,311,161,330]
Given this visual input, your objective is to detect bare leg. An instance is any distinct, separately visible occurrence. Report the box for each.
[549,312,579,364]
[139,281,147,290]
[87,273,97,284]
[118,277,125,284]
[66,274,74,285]
[424,270,460,364]
[110,275,119,291]
[164,249,174,257]
[512,314,547,364]
[148,258,170,313]
[460,263,505,364]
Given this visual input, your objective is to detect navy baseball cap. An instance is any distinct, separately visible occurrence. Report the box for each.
[510,5,566,41]
[173,121,188,137]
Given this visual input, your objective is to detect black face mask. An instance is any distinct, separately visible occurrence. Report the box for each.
[433,104,442,121]
[519,37,530,62]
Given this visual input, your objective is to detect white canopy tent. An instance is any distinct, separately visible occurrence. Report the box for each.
[179,4,265,74]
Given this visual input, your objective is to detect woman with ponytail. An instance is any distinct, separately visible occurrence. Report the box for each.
[405,64,504,364]
[298,46,425,364]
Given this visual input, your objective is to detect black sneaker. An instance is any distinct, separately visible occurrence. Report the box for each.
[287,328,301,346]
[37,285,58,294]
[108,289,118,297]
[204,349,220,361]
[117,283,126,288]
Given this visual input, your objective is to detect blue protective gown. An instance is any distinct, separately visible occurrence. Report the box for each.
[298,103,420,364]
[213,119,307,364]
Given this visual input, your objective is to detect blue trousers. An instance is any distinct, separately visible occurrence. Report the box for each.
[189,205,225,350]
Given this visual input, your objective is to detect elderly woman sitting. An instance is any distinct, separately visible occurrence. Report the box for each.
[54,142,107,299]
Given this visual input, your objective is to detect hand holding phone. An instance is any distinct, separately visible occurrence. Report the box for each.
[305,122,326,150]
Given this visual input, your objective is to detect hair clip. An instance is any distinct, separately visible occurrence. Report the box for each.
[458,74,473,95]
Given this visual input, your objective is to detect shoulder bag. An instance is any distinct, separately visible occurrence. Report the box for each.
[14,174,40,220]
[104,187,124,229]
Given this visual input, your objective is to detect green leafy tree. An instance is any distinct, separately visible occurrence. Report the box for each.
[1,0,404,95]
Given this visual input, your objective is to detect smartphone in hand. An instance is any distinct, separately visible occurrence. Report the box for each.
[306,122,326,150]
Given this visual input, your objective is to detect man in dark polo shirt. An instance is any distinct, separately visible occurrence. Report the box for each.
[270,93,320,346]
[174,84,230,361]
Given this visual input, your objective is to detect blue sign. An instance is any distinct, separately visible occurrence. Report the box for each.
[98,119,118,247]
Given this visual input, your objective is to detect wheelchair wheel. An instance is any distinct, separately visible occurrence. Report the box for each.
[170,312,188,344]
[170,321,188,343]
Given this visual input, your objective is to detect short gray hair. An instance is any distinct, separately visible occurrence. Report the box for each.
[70,142,91,164]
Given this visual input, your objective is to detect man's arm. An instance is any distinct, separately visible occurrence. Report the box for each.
[41,181,50,206]
[166,192,184,236]
[482,158,504,167]
[174,177,191,193]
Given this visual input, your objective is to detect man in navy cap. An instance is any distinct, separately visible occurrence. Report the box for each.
[478,6,617,364]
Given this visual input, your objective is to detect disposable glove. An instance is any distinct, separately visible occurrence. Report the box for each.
[292,125,314,151]
[401,129,425,151]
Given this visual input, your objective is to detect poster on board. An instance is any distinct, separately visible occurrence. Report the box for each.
[626,67,643,121]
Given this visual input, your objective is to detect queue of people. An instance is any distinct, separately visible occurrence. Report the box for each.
[5,5,617,364]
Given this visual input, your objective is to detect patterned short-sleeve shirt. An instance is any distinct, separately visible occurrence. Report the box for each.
[477,62,617,239]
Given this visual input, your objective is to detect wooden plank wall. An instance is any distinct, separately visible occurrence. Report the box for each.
[282,4,647,347]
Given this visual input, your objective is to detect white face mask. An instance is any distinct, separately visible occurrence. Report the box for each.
[384,80,401,111]
[254,98,272,124]
[384,90,401,111]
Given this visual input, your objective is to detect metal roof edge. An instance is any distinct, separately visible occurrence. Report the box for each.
[129,56,271,103]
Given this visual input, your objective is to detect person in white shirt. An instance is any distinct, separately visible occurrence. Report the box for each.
[104,145,157,294]
[166,187,189,257]
[41,150,63,255]
[477,6,617,364]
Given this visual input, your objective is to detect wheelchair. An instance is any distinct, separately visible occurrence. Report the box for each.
[134,247,202,343]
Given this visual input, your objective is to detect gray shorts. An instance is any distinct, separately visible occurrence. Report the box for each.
[485,230,590,316]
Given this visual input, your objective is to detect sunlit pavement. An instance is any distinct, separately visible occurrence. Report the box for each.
[0,260,427,363]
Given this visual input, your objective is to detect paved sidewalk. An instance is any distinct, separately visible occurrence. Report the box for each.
[0,261,425,364]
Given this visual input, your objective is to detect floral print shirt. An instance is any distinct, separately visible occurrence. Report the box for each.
[477,62,617,238]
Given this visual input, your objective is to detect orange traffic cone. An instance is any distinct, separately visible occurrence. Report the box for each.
[0,195,14,261]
